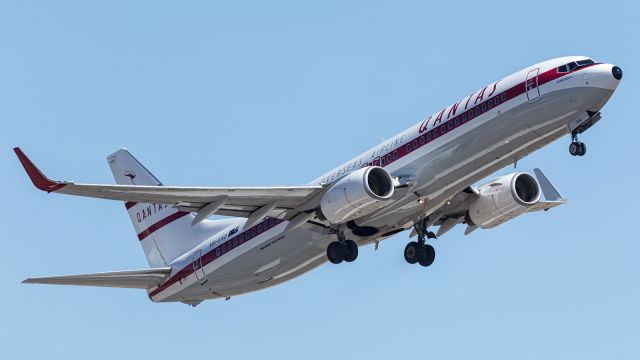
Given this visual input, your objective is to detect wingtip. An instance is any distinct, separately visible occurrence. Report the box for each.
[14,147,66,193]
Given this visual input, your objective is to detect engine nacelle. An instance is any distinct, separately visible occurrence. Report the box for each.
[467,172,541,229]
[320,166,395,224]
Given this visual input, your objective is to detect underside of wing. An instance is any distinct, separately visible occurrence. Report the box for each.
[22,268,172,289]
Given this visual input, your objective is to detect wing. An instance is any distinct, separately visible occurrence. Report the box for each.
[14,148,325,223]
[22,268,172,289]
[419,168,567,237]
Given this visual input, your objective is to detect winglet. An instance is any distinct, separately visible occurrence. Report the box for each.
[13,147,67,193]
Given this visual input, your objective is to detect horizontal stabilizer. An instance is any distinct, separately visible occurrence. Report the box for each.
[22,267,172,289]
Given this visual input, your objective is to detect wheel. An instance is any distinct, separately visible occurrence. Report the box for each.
[327,242,345,264]
[569,142,579,156]
[577,142,586,156]
[418,244,435,267]
[404,242,420,264]
[344,240,358,262]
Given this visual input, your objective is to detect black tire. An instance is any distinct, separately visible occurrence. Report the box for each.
[577,142,586,156]
[569,142,579,156]
[418,244,435,267]
[344,240,358,262]
[327,242,345,264]
[404,242,420,264]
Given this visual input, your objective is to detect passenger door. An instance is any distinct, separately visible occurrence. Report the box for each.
[525,68,541,103]
[193,249,207,285]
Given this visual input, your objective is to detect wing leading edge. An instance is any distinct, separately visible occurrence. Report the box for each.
[14,147,325,220]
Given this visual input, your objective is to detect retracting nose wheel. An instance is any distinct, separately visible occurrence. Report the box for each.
[569,135,586,156]
[569,141,586,156]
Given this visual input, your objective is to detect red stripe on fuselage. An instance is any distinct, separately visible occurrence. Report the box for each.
[150,63,599,300]
[149,217,284,298]
[364,63,598,170]
[137,211,190,241]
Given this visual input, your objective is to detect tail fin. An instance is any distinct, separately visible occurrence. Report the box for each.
[107,149,236,268]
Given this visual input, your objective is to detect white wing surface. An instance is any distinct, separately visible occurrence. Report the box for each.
[14,148,324,220]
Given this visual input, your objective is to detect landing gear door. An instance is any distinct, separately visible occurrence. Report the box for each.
[526,68,541,103]
[193,249,207,285]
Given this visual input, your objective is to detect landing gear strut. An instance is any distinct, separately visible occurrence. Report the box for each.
[326,227,358,264]
[569,134,586,156]
[404,219,436,267]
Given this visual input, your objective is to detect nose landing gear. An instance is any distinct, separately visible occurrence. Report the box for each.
[569,135,586,157]
[404,219,436,267]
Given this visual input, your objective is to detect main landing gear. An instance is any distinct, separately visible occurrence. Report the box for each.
[404,219,436,267]
[326,228,358,264]
[569,134,586,157]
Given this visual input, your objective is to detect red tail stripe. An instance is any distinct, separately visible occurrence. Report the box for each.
[125,201,137,209]
[137,211,190,241]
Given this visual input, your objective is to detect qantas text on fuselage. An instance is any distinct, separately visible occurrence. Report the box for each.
[15,56,622,306]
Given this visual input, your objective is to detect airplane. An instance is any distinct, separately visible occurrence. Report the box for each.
[15,55,622,306]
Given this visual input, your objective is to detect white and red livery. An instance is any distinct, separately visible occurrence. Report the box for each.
[15,56,622,306]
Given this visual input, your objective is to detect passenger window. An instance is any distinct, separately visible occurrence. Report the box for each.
[405,144,412,152]
[216,248,221,256]
[440,125,446,133]
[239,234,244,243]
[488,99,493,109]
[420,135,425,144]
[501,93,507,102]
[461,113,467,122]
[426,132,431,141]
[380,157,385,166]
[474,107,480,116]
[387,154,392,163]
[448,121,453,130]
[481,103,486,112]
[455,117,460,126]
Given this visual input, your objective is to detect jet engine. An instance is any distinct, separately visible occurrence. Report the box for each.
[467,172,541,229]
[320,166,395,224]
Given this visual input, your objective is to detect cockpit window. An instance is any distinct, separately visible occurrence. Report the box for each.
[557,59,595,73]
[576,59,595,66]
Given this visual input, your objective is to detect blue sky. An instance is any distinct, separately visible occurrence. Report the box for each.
[1,1,638,359]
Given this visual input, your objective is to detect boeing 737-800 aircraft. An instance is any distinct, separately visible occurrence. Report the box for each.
[15,56,622,306]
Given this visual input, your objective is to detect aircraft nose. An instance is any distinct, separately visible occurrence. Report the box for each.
[612,66,623,80]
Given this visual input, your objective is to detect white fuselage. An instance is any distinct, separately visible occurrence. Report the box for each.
[150,56,619,303]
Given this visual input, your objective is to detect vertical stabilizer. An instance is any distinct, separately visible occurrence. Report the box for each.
[106,149,236,267]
